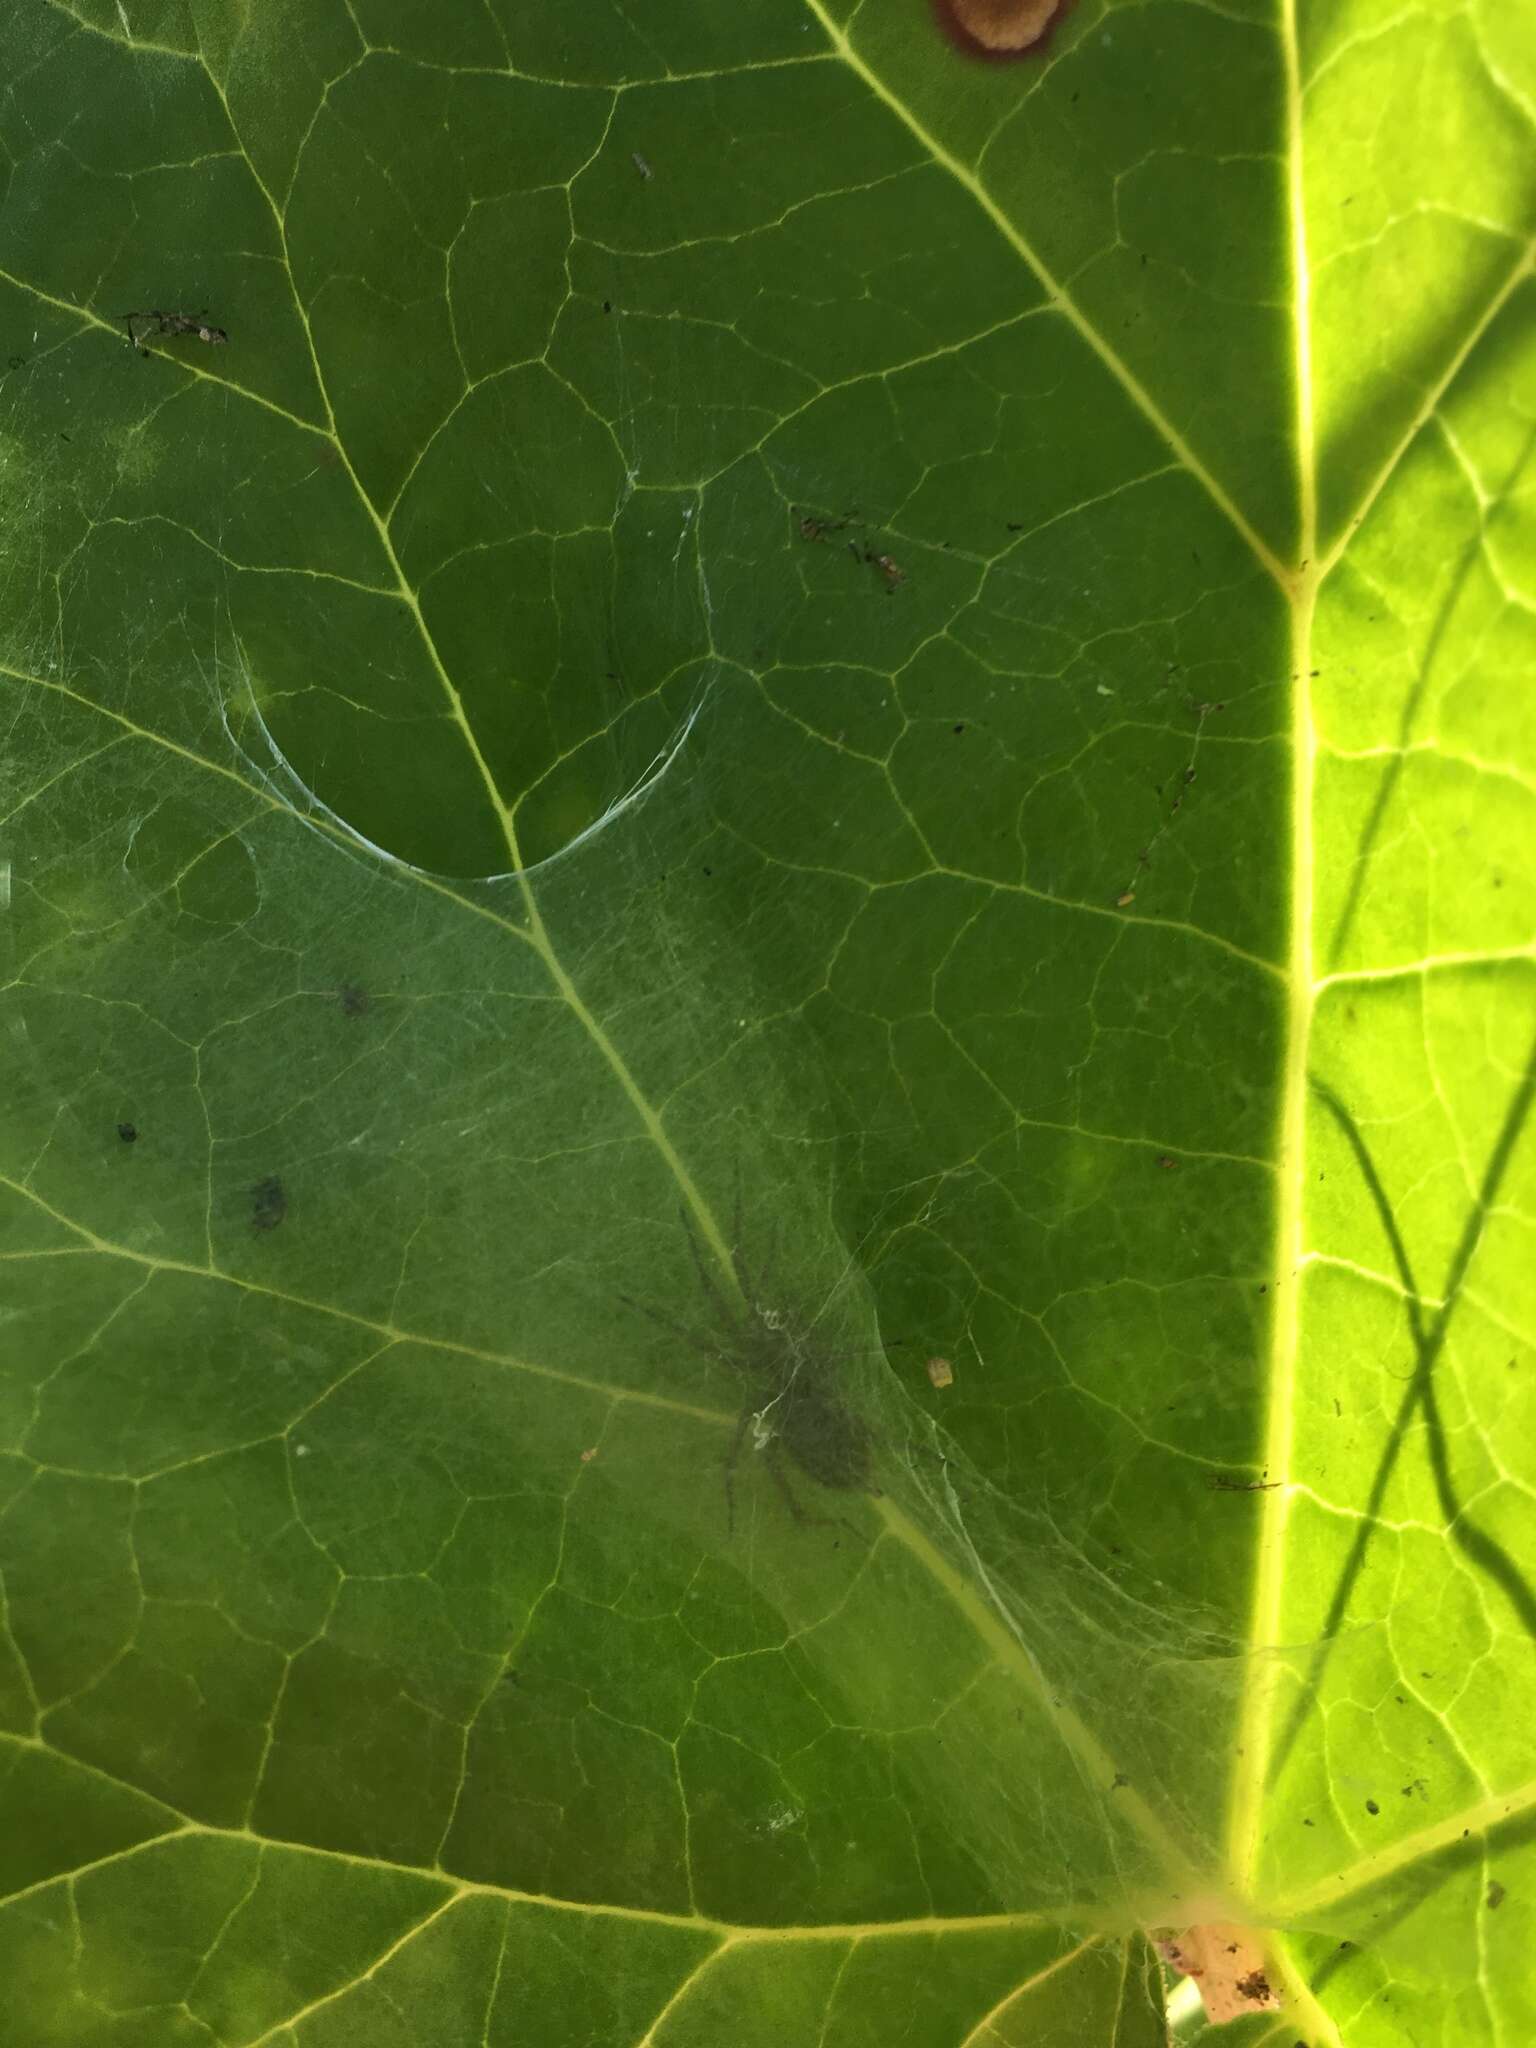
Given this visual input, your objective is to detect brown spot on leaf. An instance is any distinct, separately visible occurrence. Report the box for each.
[932,0,1074,60]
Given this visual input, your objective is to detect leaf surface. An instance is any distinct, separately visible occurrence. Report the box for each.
[0,2,1532,2043]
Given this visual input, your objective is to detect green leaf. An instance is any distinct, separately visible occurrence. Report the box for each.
[1,2,1532,2043]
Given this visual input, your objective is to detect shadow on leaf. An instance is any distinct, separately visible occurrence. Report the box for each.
[1326,417,1536,973]
[1269,1025,1536,1788]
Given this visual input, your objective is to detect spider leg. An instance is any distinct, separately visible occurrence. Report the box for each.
[617,1290,722,1366]
[728,1163,749,1298]
[678,1203,739,1333]
[716,1161,774,1309]
[722,1400,751,1536]
[725,1161,780,1307]
[730,1212,784,1317]
[763,1440,862,1542]
[765,1444,811,1525]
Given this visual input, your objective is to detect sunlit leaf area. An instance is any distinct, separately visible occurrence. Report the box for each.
[1,2,1532,2043]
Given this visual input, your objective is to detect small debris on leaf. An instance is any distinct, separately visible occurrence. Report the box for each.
[1157,1154,1178,1170]
[1487,1880,1506,1910]
[121,308,227,355]
[579,1446,599,1464]
[797,510,849,543]
[1116,890,1135,907]
[117,1122,138,1143]
[925,1356,954,1389]
[631,151,653,180]
[1154,1926,1282,2024]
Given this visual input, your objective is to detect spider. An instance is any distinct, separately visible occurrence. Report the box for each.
[625,1207,875,1535]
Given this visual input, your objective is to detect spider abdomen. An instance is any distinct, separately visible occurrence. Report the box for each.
[778,1383,872,1492]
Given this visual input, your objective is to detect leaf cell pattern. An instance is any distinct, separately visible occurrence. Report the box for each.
[0,1,1532,2043]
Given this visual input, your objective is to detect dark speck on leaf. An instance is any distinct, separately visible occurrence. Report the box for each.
[1487,1880,1505,1910]
[1365,1798,1380,1815]
[602,299,612,312]
[251,1175,287,1232]
[953,723,966,734]
[117,1122,138,1143]
[338,983,369,1017]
